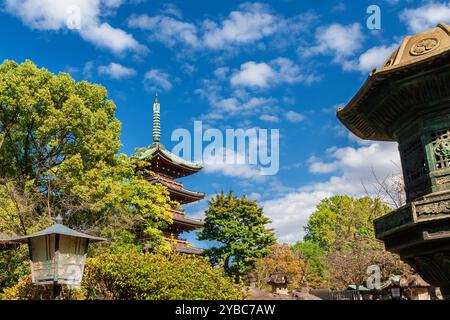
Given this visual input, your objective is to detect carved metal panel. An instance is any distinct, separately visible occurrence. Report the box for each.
[400,138,428,187]
[431,129,450,170]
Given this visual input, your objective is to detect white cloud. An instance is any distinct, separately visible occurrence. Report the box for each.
[128,2,316,52]
[202,147,265,181]
[214,67,230,79]
[284,110,304,123]
[259,114,280,123]
[80,23,146,54]
[230,58,319,88]
[4,0,145,54]
[306,23,364,68]
[262,141,401,243]
[202,3,278,49]
[143,69,172,92]
[97,62,136,79]
[343,44,398,73]
[263,190,333,244]
[128,14,199,47]
[159,3,183,19]
[400,1,450,33]
[230,61,276,88]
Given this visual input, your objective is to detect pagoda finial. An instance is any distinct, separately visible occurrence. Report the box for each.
[153,93,161,143]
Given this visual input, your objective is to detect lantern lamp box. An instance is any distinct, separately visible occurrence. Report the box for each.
[9,221,106,287]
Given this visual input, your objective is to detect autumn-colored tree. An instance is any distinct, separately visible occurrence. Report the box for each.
[197,192,276,282]
[326,233,412,290]
[254,243,304,289]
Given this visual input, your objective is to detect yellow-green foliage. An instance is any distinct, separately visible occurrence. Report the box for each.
[1,275,84,300]
[83,252,245,300]
[2,252,245,300]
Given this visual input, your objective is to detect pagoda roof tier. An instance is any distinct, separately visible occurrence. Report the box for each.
[167,238,204,255]
[148,176,205,204]
[143,238,204,255]
[337,23,450,141]
[170,209,203,229]
[136,143,202,178]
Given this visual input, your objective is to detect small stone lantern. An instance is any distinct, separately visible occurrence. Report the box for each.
[9,215,106,298]
[338,23,450,299]
[267,272,293,295]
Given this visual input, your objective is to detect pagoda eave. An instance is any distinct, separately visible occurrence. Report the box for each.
[172,214,203,229]
[137,144,202,179]
[164,184,205,204]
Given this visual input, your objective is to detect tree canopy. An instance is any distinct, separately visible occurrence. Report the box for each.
[0,60,173,289]
[197,191,276,281]
[303,195,390,251]
[292,241,328,288]
[254,243,304,289]
[298,195,411,289]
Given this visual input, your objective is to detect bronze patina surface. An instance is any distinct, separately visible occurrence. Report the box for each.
[338,23,450,299]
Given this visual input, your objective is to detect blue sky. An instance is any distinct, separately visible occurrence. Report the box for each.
[1,0,448,245]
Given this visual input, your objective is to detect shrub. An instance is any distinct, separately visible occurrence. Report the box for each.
[1,275,84,300]
[82,251,244,300]
[2,252,244,300]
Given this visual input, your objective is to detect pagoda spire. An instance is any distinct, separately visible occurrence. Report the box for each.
[153,93,161,143]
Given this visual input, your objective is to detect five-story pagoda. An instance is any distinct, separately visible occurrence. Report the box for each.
[135,95,204,254]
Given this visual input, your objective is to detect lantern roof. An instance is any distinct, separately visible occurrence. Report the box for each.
[8,218,106,243]
[337,23,450,141]
[374,23,450,75]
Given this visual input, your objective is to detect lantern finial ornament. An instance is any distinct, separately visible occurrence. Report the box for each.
[55,214,63,225]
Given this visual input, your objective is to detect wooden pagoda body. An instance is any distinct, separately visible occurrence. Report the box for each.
[135,95,204,255]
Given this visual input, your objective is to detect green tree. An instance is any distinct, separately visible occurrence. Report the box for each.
[0,60,173,289]
[292,241,328,288]
[301,195,411,289]
[197,192,276,282]
[303,195,389,251]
